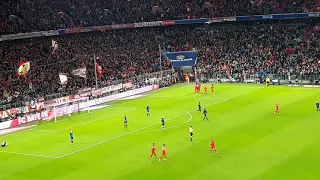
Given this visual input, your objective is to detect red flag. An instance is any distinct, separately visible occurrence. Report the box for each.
[96,63,103,78]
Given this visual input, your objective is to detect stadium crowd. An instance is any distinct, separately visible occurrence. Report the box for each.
[0,0,318,35]
[1,19,319,106]
[0,0,320,106]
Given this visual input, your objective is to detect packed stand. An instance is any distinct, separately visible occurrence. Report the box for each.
[159,20,320,80]
[0,29,172,105]
[0,0,317,35]
[1,19,320,105]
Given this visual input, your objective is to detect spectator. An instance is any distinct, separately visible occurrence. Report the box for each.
[0,0,316,35]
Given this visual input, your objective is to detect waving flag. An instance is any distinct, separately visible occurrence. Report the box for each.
[95,57,103,78]
[163,51,197,67]
[96,63,103,78]
[18,61,31,77]
[51,40,59,54]
[72,67,86,78]
[59,73,68,85]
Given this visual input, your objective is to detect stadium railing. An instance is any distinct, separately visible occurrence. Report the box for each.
[199,73,320,84]
[0,13,319,42]
[0,70,174,120]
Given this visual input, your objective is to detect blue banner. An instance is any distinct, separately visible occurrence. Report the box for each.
[1,12,320,41]
[164,51,197,67]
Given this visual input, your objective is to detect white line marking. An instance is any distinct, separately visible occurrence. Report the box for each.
[57,99,228,158]
[151,95,227,100]
[0,106,116,137]
[218,85,265,89]
[0,99,227,159]
[1,85,187,137]
[39,108,137,132]
[133,113,193,134]
[0,150,59,159]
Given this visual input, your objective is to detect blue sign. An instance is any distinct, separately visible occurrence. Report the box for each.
[164,51,197,67]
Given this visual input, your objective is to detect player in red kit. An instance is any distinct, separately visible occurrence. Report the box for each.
[211,84,214,93]
[198,83,201,93]
[150,143,157,159]
[204,85,207,94]
[159,144,167,161]
[210,139,218,154]
[196,83,200,93]
[274,103,280,114]
[194,83,198,93]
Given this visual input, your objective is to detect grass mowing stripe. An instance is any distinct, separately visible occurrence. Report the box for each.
[0,150,59,159]
[57,99,229,158]
[133,113,193,134]
[45,107,137,132]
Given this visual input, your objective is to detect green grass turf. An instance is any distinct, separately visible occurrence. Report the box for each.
[0,84,320,180]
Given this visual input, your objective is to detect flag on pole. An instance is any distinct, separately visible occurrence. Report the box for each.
[59,73,68,85]
[95,56,103,78]
[72,67,86,78]
[27,77,32,89]
[96,63,103,78]
[18,61,31,77]
[51,40,59,54]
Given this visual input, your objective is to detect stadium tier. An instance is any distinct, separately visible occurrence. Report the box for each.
[1,19,319,107]
[0,0,318,35]
[0,1,320,179]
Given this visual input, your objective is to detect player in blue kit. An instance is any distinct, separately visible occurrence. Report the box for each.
[69,131,74,144]
[198,102,201,112]
[316,102,320,112]
[124,114,128,128]
[203,108,208,121]
[146,105,150,116]
[161,116,165,129]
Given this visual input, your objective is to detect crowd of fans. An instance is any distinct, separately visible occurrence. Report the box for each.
[193,20,320,80]
[0,19,319,106]
[0,0,318,35]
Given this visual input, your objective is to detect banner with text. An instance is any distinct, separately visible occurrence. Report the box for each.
[0,84,159,129]
[164,51,197,67]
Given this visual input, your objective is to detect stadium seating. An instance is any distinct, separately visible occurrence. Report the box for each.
[1,19,319,106]
[0,0,316,35]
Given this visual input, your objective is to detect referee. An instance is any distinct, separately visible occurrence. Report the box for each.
[189,126,194,141]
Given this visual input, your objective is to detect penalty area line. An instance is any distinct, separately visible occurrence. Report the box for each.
[56,99,229,159]
[133,113,193,134]
[0,150,59,159]
[39,107,137,133]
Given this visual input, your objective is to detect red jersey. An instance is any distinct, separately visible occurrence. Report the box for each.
[151,145,156,152]
[162,146,166,154]
[210,141,215,148]
[275,104,279,110]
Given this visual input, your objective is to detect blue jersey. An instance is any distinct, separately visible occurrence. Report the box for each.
[124,116,128,123]
[69,132,74,139]
[198,103,201,109]
[203,110,207,116]
[161,118,165,125]
[146,106,150,112]
[316,102,319,108]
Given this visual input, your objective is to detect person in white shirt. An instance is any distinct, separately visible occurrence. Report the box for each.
[1,141,7,147]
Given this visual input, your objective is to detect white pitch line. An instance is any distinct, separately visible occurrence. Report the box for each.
[0,106,118,137]
[0,85,188,137]
[134,113,193,134]
[41,108,137,132]
[57,99,228,158]
[36,106,130,128]
[151,95,227,100]
[0,150,59,159]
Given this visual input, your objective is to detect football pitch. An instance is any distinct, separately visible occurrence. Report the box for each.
[1,84,320,180]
